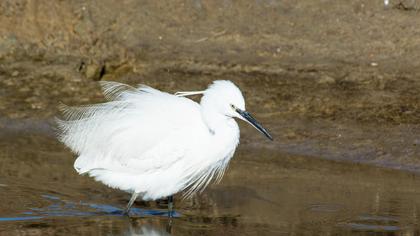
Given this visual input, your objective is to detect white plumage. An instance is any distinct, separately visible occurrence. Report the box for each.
[56,80,272,212]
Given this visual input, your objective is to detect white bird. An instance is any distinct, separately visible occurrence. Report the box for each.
[56,80,272,215]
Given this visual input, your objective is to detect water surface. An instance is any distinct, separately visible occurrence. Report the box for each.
[1,123,420,235]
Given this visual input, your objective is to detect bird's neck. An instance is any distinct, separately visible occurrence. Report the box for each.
[201,109,237,136]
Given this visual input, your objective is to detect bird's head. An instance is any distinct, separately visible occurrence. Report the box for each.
[201,80,246,118]
[176,80,272,140]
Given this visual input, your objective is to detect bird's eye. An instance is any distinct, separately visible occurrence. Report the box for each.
[230,104,236,109]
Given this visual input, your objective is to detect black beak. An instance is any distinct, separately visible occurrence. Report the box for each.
[236,108,273,141]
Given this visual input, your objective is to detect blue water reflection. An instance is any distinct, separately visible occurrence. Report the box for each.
[0,194,179,222]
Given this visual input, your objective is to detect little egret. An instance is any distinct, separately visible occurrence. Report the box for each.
[56,80,272,215]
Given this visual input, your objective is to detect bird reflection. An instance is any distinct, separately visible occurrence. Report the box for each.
[126,219,172,236]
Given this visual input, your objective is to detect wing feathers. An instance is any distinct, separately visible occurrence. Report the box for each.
[100,81,136,101]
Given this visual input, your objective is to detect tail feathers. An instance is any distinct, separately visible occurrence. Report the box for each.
[87,169,174,200]
[88,169,138,193]
[74,156,140,193]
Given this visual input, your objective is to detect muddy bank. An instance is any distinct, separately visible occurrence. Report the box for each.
[1,1,419,121]
[2,1,420,68]
[0,2,419,174]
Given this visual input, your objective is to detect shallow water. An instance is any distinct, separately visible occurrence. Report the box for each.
[2,121,420,236]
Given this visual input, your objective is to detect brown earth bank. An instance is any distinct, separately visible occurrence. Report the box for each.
[0,0,419,172]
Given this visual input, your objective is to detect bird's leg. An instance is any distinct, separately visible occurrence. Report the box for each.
[167,195,174,218]
[123,192,139,216]
[165,195,174,233]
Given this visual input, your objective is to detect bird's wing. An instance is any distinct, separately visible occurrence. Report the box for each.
[56,81,205,174]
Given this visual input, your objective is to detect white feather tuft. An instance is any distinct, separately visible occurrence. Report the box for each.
[174,91,205,97]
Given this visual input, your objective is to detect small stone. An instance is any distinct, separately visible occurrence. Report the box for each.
[318,75,336,84]
[11,71,19,77]
[285,130,297,139]
[85,63,104,81]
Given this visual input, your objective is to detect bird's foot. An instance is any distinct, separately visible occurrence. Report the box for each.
[122,208,131,217]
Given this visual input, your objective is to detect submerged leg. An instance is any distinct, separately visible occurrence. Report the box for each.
[123,192,139,216]
[167,195,174,218]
